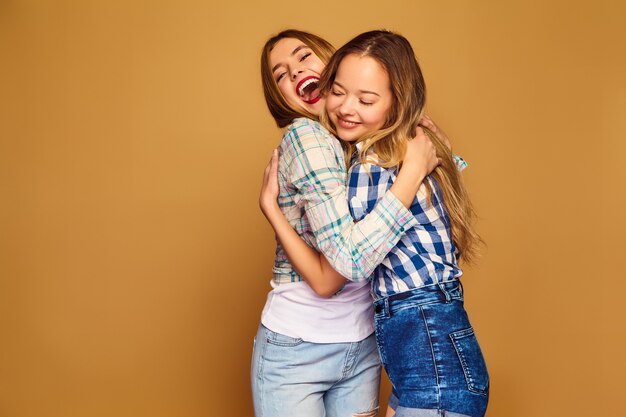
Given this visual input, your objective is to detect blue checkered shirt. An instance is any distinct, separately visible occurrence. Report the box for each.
[273,118,419,284]
[347,154,466,299]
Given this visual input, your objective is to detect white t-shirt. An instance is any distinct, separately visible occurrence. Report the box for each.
[261,280,374,343]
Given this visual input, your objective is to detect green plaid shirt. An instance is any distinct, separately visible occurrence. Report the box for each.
[272,118,418,284]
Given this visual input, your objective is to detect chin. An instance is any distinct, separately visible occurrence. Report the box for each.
[336,130,360,142]
[308,100,325,115]
[295,101,321,117]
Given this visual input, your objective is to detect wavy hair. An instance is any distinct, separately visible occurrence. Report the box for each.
[319,30,482,263]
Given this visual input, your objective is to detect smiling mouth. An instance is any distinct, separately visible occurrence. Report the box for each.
[295,76,321,104]
[336,117,361,129]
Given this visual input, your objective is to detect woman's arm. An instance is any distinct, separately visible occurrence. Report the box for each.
[260,124,438,295]
[260,150,347,297]
[388,127,440,207]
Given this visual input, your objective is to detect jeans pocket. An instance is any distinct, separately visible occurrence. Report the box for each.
[266,330,304,347]
[449,327,489,396]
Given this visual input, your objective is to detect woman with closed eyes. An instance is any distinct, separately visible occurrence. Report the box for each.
[251,29,442,417]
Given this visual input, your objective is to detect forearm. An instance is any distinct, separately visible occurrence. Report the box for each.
[308,190,417,281]
[262,205,347,297]
[389,164,427,208]
[282,120,419,283]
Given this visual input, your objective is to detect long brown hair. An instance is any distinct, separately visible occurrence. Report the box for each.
[260,30,335,127]
[319,30,482,263]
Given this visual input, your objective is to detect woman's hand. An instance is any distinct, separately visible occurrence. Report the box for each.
[259,148,281,219]
[419,114,452,151]
[403,127,441,181]
[390,128,440,208]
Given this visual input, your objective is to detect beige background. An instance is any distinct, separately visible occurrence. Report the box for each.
[1,1,625,416]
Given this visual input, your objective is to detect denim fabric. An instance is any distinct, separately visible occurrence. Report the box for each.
[251,324,381,417]
[374,281,489,417]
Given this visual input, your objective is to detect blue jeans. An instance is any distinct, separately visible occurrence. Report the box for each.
[374,281,489,417]
[251,324,381,417]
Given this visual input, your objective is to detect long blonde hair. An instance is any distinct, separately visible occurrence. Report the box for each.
[319,30,482,263]
[260,30,335,127]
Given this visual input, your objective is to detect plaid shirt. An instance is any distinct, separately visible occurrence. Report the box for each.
[273,118,418,284]
[347,153,466,299]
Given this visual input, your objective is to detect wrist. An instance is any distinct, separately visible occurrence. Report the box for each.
[260,198,280,217]
[398,163,426,187]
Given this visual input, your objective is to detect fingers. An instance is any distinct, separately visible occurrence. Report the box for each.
[262,148,279,184]
[412,126,425,140]
[268,148,278,164]
[265,148,279,169]
[269,148,279,177]
[421,134,439,172]
[259,148,282,213]
[419,114,436,132]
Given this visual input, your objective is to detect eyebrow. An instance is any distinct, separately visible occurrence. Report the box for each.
[334,81,381,97]
[271,45,309,73]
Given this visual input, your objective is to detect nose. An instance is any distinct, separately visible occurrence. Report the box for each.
[338,97,356,116]
[291,68,303,80]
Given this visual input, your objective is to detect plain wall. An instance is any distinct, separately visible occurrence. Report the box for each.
[1,0,625,416]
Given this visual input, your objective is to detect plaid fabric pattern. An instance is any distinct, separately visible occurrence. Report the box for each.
[453,154,468,171]
[347,155,464,299]
[272,118,418,284]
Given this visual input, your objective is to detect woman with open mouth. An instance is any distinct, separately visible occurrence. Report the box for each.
[263,30,489,417]
[252,30,448,417]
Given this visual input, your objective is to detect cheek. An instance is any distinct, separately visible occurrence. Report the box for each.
[375,111,388,128]
[277,82,294,100]
[370,103,391,128]
[311,57,325,74]
[277,83,302,110]
[325,96,339,113]
[363,108,387,128]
